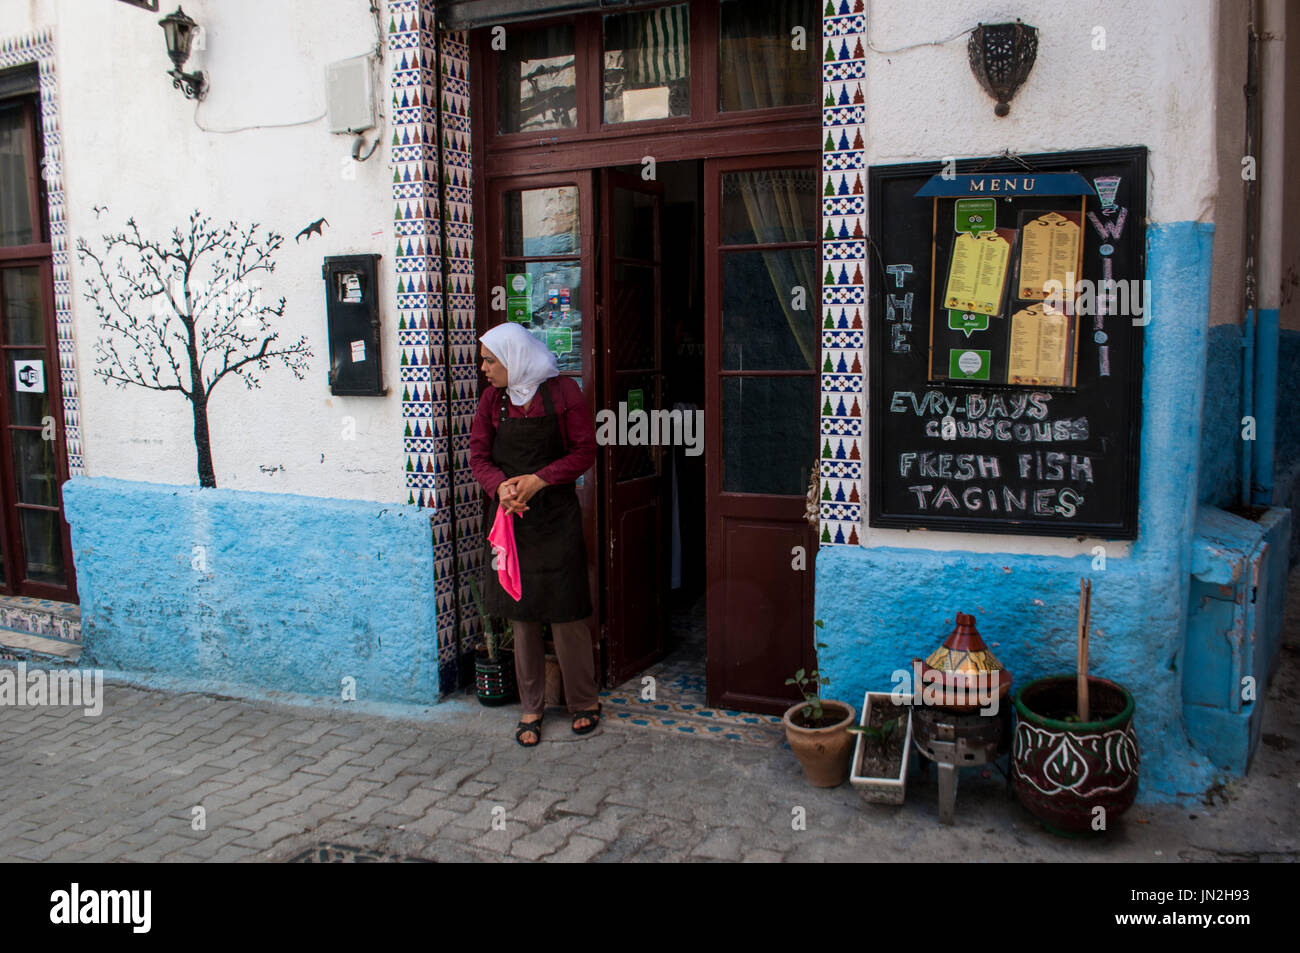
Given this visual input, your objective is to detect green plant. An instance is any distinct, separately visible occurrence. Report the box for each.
[848,717,899,755]
[785,620,832,726]
[467,576,514,662]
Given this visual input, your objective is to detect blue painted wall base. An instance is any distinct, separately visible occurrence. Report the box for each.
[62,477,439,705]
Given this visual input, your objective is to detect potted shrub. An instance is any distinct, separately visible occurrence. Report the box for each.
[1012,580,1140,834]
[468,577,516,706]
[782,621,857,787]
[848,690,914,804]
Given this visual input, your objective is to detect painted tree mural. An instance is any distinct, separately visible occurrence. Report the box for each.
[76,211,312,487]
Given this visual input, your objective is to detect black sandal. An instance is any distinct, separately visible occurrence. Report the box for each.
[515,718,543,747]
[571,704,601,735]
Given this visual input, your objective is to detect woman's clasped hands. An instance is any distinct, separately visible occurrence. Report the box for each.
[498,473,548,516]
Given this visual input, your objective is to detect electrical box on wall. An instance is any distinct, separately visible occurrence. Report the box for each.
[322,254,385,396]
[326,54,376,133]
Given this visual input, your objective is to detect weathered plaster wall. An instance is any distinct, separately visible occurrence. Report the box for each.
[0,0,401,501]
[62,477,438,703]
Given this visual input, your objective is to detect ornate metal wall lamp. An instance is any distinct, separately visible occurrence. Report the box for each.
[968,20,1038,117]
[159,6,207,100]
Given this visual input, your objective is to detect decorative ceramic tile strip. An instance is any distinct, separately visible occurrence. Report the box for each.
[0,29,85,477]
[391,2,458,689]
[438,28,485,686]
[820,1,866,546]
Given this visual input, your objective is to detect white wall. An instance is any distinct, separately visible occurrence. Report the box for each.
[857,0,1221,555]
[0,0,404,502]
[862,0,1218,223]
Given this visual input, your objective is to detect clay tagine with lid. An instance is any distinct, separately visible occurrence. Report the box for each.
[914,612,1012,711]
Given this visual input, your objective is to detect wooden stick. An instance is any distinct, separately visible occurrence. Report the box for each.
[1077,578,1092,721]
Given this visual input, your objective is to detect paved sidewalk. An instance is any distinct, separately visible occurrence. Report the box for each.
[1,617,1297,863]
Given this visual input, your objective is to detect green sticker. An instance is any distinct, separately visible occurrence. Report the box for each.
[507,299,531,324]
[949,349,991,380]
[506,273,532,324]
[947,309,990,338]
[955,198,996,235]
[627,388,644,413]
[545,327,573,356]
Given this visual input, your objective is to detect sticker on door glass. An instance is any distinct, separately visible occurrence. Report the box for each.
[14,359,44,394]
[545,327,572,356]
[506,273,532,324]
[350,340,365,362]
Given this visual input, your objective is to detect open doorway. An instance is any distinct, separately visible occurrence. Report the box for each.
[480,151,820,724]
[596,158,726,725]
[597,159,706,683]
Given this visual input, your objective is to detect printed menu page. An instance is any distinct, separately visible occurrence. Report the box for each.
[1008,304,1070,386]
[943,228,1014,317]
[1018,211,1082,301]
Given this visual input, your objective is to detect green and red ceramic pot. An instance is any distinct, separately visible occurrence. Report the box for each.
[1012,675,1139,835]
[475,649,517,707]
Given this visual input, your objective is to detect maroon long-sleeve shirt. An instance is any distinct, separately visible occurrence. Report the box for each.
[469,376,597,497]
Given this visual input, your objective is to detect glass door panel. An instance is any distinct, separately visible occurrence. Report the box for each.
[721,248,818,370]
[0,103,37,247]
[705,153,819,714]
[0,261,72,595]
[502,186,585,375]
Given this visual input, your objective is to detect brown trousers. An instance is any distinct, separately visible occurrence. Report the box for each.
[512,619,599,715]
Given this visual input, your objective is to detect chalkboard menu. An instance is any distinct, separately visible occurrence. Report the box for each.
[868,148,1146,538]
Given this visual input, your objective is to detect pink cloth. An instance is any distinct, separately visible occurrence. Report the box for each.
[488,505,522,601]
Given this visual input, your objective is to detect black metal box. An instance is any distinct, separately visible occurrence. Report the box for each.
[322,254,385,396]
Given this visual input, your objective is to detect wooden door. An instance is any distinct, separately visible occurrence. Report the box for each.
[0,95,76,602]
[704,153,821,714]
[598,169,668,684]
[484,172,600,642]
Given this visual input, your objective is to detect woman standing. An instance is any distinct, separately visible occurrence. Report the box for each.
[469,322,601,746]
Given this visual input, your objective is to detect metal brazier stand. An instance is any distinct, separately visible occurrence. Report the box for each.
[911,703,1012,824]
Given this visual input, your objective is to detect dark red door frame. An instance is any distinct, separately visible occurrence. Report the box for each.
[0,95,76,602]
[0,257,78,603]
[598,169,667,684]
[481,170,602,650]
[703,150,820,714]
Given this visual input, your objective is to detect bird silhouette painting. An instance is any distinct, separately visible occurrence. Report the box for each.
[295,217,330,243]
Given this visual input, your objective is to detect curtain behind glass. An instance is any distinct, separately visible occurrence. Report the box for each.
[719,0,818,111]
[0,103,36,246]
[731,169,819,370]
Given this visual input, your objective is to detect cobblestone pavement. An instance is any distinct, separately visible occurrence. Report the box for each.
[1,604,1297,863]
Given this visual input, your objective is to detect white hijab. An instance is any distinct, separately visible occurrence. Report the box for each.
[480,322,559,407]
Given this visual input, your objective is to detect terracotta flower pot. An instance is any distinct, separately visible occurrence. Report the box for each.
[1013,675,1140,835]
[783,699,856,787]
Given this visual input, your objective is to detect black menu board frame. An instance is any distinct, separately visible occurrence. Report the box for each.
[867,147,1146,539]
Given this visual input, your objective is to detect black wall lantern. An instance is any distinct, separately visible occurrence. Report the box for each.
[968,20,1038,117]
[158,6,207,100]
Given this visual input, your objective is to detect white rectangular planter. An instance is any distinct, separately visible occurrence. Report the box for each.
[849,691,914,805]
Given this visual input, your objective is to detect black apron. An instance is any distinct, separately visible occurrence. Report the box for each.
[482,379,592,623]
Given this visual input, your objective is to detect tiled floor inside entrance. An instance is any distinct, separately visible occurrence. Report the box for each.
[601,588,786,747]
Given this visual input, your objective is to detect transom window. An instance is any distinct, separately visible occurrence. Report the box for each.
[490,0,819,139]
